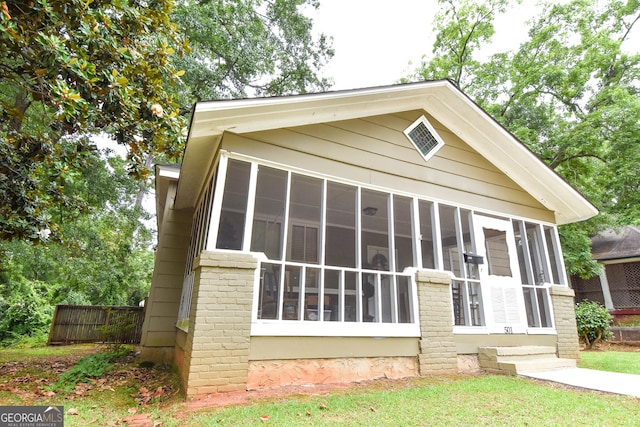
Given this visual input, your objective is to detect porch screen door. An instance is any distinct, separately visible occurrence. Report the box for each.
[473,215,526,333]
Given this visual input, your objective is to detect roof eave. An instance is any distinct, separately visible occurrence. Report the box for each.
[155,164,181,230]
[178,81,598,224]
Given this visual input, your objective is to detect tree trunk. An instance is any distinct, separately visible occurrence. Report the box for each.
[134,155,154,209]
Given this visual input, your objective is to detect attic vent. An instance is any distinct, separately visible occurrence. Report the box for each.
[403,115,445,161]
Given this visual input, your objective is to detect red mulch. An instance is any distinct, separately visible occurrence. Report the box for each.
[186,381,358,411]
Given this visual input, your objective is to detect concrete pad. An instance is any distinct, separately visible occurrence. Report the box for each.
[520,368,640,397]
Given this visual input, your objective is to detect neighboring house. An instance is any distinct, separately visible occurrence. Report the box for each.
[139,80,597,397]
[571,226,640,316]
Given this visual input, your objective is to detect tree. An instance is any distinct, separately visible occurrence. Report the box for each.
[0,276,53,345]
[171,0,334,106]
[0,0,187,243]
[411,0,514,89]
[406,0,640,277]
[0,153,155,309]
[0,151,155,347]
[0,1,333,343]
[1,1,333,244]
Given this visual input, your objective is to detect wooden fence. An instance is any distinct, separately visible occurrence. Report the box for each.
[47,305,145,345]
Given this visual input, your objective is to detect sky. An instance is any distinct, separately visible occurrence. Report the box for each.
[121,0,640,226]
[308,0,537,90]
[108,0,543,227]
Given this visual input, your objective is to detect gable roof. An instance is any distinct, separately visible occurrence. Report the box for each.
[591,226,640,261]
[174,80,597,225]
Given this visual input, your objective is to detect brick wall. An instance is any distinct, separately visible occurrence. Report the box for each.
[550,285,580,360]
[181,250,258,396]
[415,269,458,374]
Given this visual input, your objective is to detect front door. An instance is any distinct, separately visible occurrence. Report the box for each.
[473,215,526,334]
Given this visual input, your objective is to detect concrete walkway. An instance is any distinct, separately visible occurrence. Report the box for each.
[519,368,640,397]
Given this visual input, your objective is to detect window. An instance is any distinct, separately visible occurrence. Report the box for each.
[177,172,216,330]
[203,154,568,336]
[210,156,418,336]
[512,220,556,328]
[325,182,357,267]
[445,206,484,327]
[544,226,563,285]
[418,200,436,269]
[290,225,318,262]
[484,228,512,277]
[393,195,414,272]
[287,174,322,263]
[250,165,287,259]
[216,159,251,250]
[361,189,390,271]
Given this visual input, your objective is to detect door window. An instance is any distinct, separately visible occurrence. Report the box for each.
[484,228,512,277]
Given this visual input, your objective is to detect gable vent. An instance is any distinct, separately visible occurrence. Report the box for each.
[403,115,445,161]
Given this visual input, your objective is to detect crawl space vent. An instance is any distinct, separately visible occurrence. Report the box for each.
[403,115,445,161]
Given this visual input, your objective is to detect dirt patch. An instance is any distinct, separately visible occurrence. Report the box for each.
[185,375,476,411]
[186,382,356,410]
[583,342,640,352]
[0,346,180,405]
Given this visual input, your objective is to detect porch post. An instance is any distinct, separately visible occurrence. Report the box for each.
[182,250,258,396]
[598,266,615,310]
[415,269,458,374]
[550,285,580,360]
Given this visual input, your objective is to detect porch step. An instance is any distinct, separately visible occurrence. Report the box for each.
[478,346,576,375]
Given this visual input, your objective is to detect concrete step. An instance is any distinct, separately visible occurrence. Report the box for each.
[479,345,557,358]
[478,346,576,375]
[499,358,577,375]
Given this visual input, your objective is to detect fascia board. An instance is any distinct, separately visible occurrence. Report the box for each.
[157,165,180,179]
[189,81,451,137]
[155,164,180,231]
[423,88,598,224]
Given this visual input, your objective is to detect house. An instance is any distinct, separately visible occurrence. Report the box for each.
[571,226,640,319]
[139,80,598,397]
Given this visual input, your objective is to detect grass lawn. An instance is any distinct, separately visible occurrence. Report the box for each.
[578,346,640,375]
[0,345,638,426]
[0,344,98,363]
[186,375,640,427]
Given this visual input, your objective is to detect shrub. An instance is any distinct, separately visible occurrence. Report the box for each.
[575,300,612,349]
[50,346,131,392]
[0,279,53,346]
[95,309,137,352]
